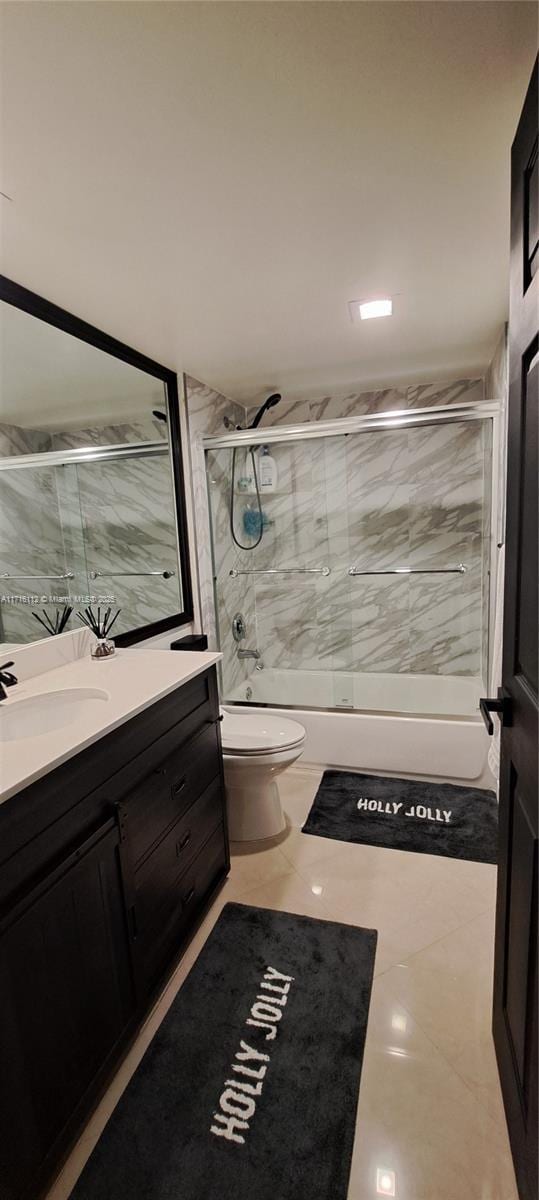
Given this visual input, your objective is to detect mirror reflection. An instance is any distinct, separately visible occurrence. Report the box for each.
[0,300,185,645]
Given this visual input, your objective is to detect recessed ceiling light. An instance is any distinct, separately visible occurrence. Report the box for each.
[348,297,393,323]
[376,1167,396,1195]
[359,298,393,320]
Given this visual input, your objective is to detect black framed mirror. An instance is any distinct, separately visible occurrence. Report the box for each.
[0,275,194,647]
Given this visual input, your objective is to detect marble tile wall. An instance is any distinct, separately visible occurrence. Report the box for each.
[0,417,181,644]
[485,329,508,404]
[53,462,90,633]
[205,376,494,690]
[0,461,67,643]
[208,422,487,679]
[0,422,63,643]
[51,418,167,449]
[245,376,485,427]
[204,445,260,695]
[184,375,256,695]
[0,421,52,456]
[72,453,182,638]
[53,417,177,637]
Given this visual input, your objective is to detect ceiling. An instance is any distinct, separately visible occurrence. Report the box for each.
[0,301,165,429]
[1,1,536,409]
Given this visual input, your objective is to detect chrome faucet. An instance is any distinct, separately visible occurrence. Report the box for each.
[0,661,18,702]
[237,648,261,660]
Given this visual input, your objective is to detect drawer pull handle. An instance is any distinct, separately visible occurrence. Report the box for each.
[177,830,191,855]
[172,777,186,796]
[183,886,195,906]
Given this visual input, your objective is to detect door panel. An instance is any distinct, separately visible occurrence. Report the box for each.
[493,57,538,1200]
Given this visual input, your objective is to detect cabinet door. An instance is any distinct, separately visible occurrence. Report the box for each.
[0,820,133,1200]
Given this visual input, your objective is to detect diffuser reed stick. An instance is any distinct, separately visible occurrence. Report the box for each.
[76,605,121,640]
[32,606,73,636]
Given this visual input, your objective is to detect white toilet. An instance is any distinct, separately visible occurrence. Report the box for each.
[220,708,306,841]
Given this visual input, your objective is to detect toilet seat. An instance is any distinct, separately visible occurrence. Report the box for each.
[220,709,305,755]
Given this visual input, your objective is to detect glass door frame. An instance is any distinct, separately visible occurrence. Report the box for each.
[204,400,504,698]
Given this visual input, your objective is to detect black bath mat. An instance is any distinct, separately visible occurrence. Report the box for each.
[69,902,377,1200]
[303,771,498,864]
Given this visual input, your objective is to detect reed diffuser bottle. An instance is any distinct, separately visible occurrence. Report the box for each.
[77,606,120,659]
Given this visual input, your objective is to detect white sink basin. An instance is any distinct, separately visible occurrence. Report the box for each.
[0,688,110,741]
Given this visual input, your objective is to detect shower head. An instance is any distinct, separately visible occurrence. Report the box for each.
[152,410,167,423]
[249,393,281,429]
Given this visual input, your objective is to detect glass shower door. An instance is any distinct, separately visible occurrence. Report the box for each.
[206,435,340,704]
[206,414,492,718]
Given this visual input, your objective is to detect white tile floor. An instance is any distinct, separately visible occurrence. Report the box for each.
[47,764,517,1200]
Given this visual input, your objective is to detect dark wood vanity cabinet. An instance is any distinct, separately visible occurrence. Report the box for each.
[0,821,132,1200]
[0,666,229,1200]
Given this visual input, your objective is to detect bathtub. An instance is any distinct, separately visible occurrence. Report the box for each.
[226,668,492,785]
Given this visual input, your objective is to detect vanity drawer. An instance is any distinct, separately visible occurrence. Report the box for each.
[135,823,227,994]
[133,776,224,931]
[127,720,223,866]
[104,678,217,812]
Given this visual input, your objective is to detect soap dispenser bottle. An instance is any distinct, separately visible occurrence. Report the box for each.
[258,446,277,493]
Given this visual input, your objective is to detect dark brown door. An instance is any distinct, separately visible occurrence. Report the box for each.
[493,58,538,1200]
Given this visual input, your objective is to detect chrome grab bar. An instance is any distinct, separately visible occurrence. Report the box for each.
[90,569,176,580]
[348,563,467,576]
[0,571,75,581]
[229,566,331,578]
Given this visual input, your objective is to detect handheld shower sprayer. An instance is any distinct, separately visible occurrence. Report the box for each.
[229,393,282,550]
[249,394,281,429]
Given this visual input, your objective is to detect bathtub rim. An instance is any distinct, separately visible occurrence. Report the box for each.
[222,701,494,788]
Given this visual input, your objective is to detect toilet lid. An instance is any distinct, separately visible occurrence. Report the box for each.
[220,710,306,754]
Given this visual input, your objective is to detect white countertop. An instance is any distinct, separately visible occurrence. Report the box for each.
[0,648,222,805]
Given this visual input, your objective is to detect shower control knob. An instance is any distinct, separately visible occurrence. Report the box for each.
[232,612,247,642]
